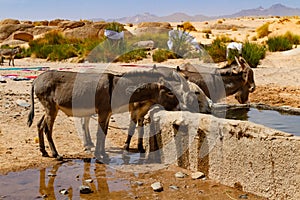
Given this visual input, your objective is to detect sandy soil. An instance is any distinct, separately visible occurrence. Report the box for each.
[1,17,300,199]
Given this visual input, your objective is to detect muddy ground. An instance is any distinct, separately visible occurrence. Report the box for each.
[1,50,300,199]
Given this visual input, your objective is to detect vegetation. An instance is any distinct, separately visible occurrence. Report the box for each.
[180,21,197,32]
[152,49,176,63]
[203,36,227,63]
[256,23,270,38]
[267,35,293,52]
[241,42,266,68]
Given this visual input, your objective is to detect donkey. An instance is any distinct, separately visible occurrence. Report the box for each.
[79,67,211,153]
[0,46,22,66]
[122,80,212,153]
[27,70,196,161]
[176,56,255,104]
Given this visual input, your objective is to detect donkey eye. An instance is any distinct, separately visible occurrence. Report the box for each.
[195,91,200,95]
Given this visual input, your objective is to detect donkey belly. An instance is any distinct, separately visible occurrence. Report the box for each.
[59,106,96,117]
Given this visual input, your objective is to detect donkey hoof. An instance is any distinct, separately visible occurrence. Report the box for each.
[123,143,130,151]
[56,155,63,161]
[42,152,50,157]
[138,148,146,154]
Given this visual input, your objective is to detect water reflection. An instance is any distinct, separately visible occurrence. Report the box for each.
[0,157,135,199]
[214,107,300,136]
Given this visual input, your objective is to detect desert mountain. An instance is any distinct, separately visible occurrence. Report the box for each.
[92,4,300,23]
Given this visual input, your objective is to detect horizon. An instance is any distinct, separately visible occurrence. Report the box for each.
[0,0,300,21]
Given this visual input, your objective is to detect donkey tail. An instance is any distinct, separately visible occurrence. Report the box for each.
[27,83,35,127]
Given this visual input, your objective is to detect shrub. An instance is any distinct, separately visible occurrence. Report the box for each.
[181,21,197,32]
[152,49,176,63]
[204,37,227,63]
[267,36,293,52]
[242,42,266,68]
[256,23,270,38]
[283,31,300,45]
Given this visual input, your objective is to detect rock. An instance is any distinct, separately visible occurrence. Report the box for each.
[132,181,144,186]
[191,172,205,180]
[133,40,155,50]
[58,21,85,29]
[13,32,34,42]
[169,185,179,190]
[63,24,99,39]
[134,27,171,36]
[151,182,163,192]
[16,99,30,107]
[49,19,65,26]
[85,179,93,183]
[137,22,171,29]
[175,171,187,178]
[0,76,6,83]
[239,194,248,199]
[0,19,20,25]
[59,189,69,195]
[0,24,34,41]
[47,172,56,177]
[33,20,49,26]
[79,185,92,194]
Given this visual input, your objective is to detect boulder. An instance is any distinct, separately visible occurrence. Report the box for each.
[58,21,85,29]
[137,22,171,29]
[31,26,56,36]
[13,32,34,42]
[63,24,99,39]
[135,22,172,36]
[33,20,49,26]
[49,19,65,26]
[0,24,34,41]
[133,40,155,49]
[0,19,20,25]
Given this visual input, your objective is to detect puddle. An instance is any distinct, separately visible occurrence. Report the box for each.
[216,107,300,136]
[0,158,135,200]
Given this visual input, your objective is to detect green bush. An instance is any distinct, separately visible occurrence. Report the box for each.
[29,31,103,61]
[152,49,176,63]
[242,42,266,68]
[267,36,293,52]
[204,37,227,63]
[256,23,270,38]
[283,31,300,45]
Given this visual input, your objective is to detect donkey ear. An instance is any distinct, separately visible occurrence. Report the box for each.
[153,64,157,70]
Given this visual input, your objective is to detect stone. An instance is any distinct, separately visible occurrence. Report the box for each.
[0,24,34,41]
[59,189,69,195]
[175,171,187,178]
[132,181,144,186]
[16,99,30,107]
[133,40,155,50]
[191,172,205,180]
[151,182,163,192]
[63,24,99,39]
[13,32,34,42]
[58,21,85,29]
[85,179,93,183]
[79,185,92,194]
[169,185,179,190]
[0,19,20,25]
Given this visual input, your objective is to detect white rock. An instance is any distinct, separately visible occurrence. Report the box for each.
[151,182,163,192]
[191,172,205,180]
[175,171,187,178]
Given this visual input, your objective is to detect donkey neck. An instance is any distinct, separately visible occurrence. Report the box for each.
[219,73,245,96]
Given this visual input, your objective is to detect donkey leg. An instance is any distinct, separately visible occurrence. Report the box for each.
[137,117,146,153]
[81,117,94,151]
[124,119,137,151]
[95,112,110,161]
[37,115,49,157]
[43,107,61,160]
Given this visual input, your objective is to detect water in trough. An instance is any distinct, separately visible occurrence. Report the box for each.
[216,107,300,136]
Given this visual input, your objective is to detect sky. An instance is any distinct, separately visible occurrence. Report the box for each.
[0,0,300,21]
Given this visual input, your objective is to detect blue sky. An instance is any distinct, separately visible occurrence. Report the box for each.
[0,0,300,21]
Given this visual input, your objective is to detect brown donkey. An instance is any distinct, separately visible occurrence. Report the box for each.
[27,70,196,161]
[176,56,255,104]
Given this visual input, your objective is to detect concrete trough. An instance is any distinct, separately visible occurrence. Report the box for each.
[143,109,300,200]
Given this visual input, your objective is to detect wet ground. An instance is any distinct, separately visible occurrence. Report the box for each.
[0,152,266,200]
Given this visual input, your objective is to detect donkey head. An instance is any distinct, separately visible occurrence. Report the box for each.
[233,56,256,103]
